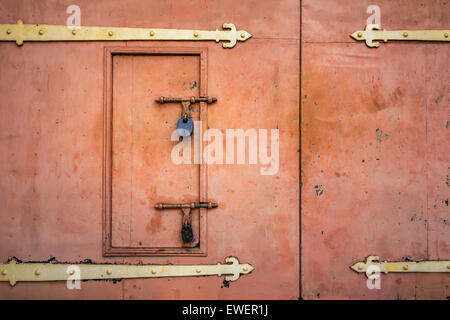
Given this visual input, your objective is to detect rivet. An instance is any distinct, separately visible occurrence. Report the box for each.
[357,265,363,271]
[69,270,75,275]
[6,29,11,35]
[1,269,6,276]
[447,264,450,269]
[106,269,112,275]
[403,32,408,38]
[151,269,156,274]
[240,33,245,38]
[445,33,449,38]
[108,31,113,36]
[194,31,199,37]
[72,30,76,35]
[196,269,201,273]
[403,265,408,270]
[357,32,362,38]
[38,29,44,35]
[149,30,155,37]
[35,269,41,276]
[243,266,248,272]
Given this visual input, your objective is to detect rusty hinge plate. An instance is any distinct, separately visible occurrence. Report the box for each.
[351,255,450,279]
[351,24,450,47]
[0,20,251,48]
[0,256,254,286]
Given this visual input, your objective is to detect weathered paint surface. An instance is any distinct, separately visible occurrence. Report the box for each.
[0,0,299,299]
[111,54,201,249]
[302,0,449,299]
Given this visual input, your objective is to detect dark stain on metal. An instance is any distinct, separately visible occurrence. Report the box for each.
[314,185,323,196]
[376,128,388,143]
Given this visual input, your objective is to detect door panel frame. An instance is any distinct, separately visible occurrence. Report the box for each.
[102,46,209,256]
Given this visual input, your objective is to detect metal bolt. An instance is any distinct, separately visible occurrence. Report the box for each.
[196,269,201,273]
[151,269,156,274]
[403,265,408,270]
[108,31,113,36]
[194,31,199,37]
[38,29,44,35]
[106,269,112,275]
[357,265,363,271]
[72,30,76,35]
[447,264,450,269]
[240,33,245,39]
[149,30,155,36]
[6,29,11,35]
[1,269,6,276]
[403,32,408,38]
[35,269,41,276]
[243,266,248,272]
[357,32,362,38]
[445,33,449,38]
[69,270,75,275]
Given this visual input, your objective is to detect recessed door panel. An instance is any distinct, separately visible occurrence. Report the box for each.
[105,49,207,255]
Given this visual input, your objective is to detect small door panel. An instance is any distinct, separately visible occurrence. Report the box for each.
[104,48,208,256]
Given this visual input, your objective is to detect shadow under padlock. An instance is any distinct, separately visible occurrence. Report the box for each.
[155,96,217,138]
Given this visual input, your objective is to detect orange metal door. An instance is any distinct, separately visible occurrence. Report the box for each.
[302,0,449,299]
[0,0,300,299]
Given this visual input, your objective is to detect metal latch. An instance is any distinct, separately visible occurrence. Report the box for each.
[0,20,251,48]
[0,256,253,286]
[351,24,450,47]
[155,201,218,243]
[351,255,450,279]
[155,96,217,137]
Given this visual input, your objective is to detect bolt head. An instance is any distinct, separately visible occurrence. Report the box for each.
[403,32,408,38]
[106,269,112,275]
[150,31,155,36]
[196,269,201,273]
[35,269,41,276]
[194,32,199,37]
[1,269,7,276]
[445,33,449,38]
[403,265,408,270]
[72,30,76,35]
[6,29,11,35]
[38,29,44,35]
[357,32,362,38]
[151,269,156,274]
[108,31,113,36]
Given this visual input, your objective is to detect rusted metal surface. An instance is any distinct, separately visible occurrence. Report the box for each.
[302,0,449,299]
[0,0,299,299]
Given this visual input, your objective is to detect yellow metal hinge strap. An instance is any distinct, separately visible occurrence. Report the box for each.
[0,256,254,286]
[351,255,450,279]
[0,20,251,48]
[351,24,450,48]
